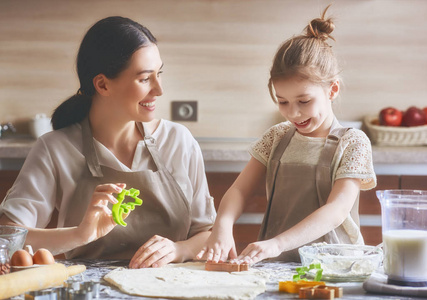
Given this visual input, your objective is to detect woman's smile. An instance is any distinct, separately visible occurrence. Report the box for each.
[140,100,156,111]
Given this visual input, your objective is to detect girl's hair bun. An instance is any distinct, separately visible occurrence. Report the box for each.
[305,5,335,41]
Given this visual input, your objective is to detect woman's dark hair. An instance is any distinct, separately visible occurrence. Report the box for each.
[52,16,157,130]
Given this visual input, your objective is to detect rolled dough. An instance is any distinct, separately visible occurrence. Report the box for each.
[104,262,268,299]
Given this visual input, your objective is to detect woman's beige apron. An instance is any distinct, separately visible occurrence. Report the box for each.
[64,118,191,259]
[258,119,359,262]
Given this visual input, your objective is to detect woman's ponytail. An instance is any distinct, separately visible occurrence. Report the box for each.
[51,93,92,130]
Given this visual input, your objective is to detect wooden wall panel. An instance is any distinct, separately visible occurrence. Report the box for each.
[1,0,427,138]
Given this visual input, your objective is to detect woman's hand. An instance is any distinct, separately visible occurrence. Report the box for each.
[129,235,183,269]
[196,228,237,263]
[235,239,282,265]
[77,183,126,243]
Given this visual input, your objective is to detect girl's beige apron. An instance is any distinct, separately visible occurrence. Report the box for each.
[258,120,359,262]
[64,119,191,259]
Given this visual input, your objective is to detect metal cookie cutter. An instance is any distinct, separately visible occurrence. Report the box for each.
[25,280,100,300]
[64,279,100,299]
[25,288,58,300]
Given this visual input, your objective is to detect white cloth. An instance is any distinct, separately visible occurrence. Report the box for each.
[249,121,377,190]
[0,119,216,230]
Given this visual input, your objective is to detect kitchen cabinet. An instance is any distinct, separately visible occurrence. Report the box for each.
[0,170,19,200]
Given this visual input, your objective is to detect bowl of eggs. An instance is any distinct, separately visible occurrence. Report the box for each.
[0,225,28,258]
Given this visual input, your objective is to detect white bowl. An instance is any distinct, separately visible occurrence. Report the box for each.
[298,244,383,282]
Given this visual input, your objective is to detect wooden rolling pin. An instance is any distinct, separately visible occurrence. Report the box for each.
[0,263,86,300]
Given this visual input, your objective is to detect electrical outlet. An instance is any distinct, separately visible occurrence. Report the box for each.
[171,101,198,121]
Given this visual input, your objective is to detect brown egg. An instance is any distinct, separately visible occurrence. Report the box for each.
[11,249,34,267]
[33,248,55,265]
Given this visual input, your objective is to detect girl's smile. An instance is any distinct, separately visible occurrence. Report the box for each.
[294,118,311,128]
[273,76,337,138]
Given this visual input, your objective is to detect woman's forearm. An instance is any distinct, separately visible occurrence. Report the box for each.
[0,215,91,256]
[25,226,88,256]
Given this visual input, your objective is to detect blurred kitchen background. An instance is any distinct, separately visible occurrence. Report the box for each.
[1,0,426,138]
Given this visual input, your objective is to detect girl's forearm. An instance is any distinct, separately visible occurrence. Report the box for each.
[215,189,246,226]
[213,158,267,232]
[274,202,343,252]
[275,178,361,252]
[176,231,211,262]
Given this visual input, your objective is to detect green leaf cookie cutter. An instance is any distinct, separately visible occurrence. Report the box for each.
[292,263,323,282]
[112,188,143,227]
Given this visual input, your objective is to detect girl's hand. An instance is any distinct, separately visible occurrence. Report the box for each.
[77,183,126,243]
[235,239,282,265]
[196,229,237,263]
[129,235,183,269]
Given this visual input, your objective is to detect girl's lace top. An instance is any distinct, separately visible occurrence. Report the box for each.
[249,121,376,190]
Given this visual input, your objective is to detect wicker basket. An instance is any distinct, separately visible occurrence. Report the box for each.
[364,115,427,146]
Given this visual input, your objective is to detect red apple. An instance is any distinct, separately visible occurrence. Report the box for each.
[423,107,427,124]
[379,107,403,126]
[402,106,426,127]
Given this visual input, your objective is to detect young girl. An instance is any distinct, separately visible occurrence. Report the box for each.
[197,6,376,263]
[0,16,216,268]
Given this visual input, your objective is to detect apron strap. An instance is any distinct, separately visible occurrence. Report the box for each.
[266,126,296,199]
[140,122,191,215]
[271,126,297,162]
[316,125,349,207]
[82,118,104,178]
[259,126,296,240]
[140,122,165,171]
[316,121,350,244]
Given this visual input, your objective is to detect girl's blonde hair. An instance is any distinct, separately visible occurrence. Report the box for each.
[268,5,340,103]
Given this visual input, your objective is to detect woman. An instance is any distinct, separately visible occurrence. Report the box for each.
[0,16,216,269]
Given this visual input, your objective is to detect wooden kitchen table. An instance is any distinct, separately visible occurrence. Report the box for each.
[24,259,417,300]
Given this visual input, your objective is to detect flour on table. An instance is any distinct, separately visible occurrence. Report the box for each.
[104,262,268,299]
